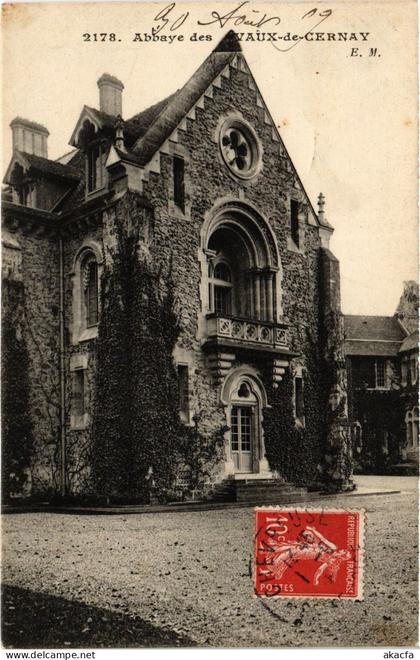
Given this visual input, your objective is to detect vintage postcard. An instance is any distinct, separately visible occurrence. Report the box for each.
[1,0,418,653]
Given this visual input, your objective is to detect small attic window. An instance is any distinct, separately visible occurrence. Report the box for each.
[173,156,185,212]
[18,181,36,208]
[10,163,36,208]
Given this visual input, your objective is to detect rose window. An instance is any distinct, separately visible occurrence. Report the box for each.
[219,118,261,179]
[221,129,252,173]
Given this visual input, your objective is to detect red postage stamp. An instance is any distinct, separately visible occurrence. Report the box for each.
[254,507,365,600]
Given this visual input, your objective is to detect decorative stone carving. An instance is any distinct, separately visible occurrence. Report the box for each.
[206,315,289,351]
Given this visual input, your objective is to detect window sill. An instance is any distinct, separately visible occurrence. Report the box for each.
[287,236,304,254]
[85,187,107,202]
[169,200,190,219]
[365,387,390,391]
[180,413,193,426]
[78,326,98,343]
[70,413,90,430]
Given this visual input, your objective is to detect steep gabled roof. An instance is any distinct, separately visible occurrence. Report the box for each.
[3,150,81,185]
[344,314,407,357]
[19,152,81,180]
[126,31,241,155]
[130,48,237,164]
[126,92,179,140]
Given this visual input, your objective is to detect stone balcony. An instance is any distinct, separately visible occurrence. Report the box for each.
[204,314,290,352]
[203,314,294,385]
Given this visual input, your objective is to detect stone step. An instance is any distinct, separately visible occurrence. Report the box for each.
[236,490,308,504]
[236,482,304,492]
[234,477,308,504]
[208,477,309,504]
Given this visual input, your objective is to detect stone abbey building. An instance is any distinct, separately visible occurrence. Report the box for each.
[2,32,352,502]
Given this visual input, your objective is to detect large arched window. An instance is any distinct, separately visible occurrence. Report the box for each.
[204,210,280,322]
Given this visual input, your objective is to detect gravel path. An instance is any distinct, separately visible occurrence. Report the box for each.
[2,476,418,647]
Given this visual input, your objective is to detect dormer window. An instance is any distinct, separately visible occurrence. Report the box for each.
[87,142,106,193]
[18,181,36,207]
[9,163,37,208]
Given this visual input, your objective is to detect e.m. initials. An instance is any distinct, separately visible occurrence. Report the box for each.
[351,46,381,58]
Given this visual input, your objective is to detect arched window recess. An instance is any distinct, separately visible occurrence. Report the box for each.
[81,253,99,328]
[205,217,279,323]
[71,243,102,343]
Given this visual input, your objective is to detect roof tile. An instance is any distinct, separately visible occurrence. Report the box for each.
[18,151,81,181]
[344,315,406,342]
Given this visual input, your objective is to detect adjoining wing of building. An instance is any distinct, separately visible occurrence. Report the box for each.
[344,281,419,475]
[2,31,394,503]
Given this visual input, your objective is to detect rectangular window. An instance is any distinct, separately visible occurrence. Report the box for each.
[214,286,232,315]
[87,144,105,193]
[18,182,36,207]
[71,370,85,416]
[173,156,185,211]
[295,376,304,424]
[178,365,189,422]
[291,199,300,247]
[375,359,386,388]
[87,145,99,192]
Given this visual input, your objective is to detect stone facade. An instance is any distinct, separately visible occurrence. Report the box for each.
[2,31,353,500]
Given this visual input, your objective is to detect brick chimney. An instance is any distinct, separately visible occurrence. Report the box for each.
[10,117,49,158]
[97,73,124,116]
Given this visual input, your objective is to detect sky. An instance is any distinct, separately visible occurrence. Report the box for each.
[2,1,418,315]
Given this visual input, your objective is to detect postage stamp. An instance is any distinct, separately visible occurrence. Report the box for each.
[254,507,365,600]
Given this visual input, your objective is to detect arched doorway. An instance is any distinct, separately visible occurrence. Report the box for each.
[221,368,270,476]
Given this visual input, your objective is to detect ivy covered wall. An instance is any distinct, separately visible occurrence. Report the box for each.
[263,352,324,487]
[91,216,225,502]
[2,279,34,500]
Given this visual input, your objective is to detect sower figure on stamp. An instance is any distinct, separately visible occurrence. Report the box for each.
[269,525,351,585]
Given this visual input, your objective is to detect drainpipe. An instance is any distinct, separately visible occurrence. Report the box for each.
[59,236,67,497]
